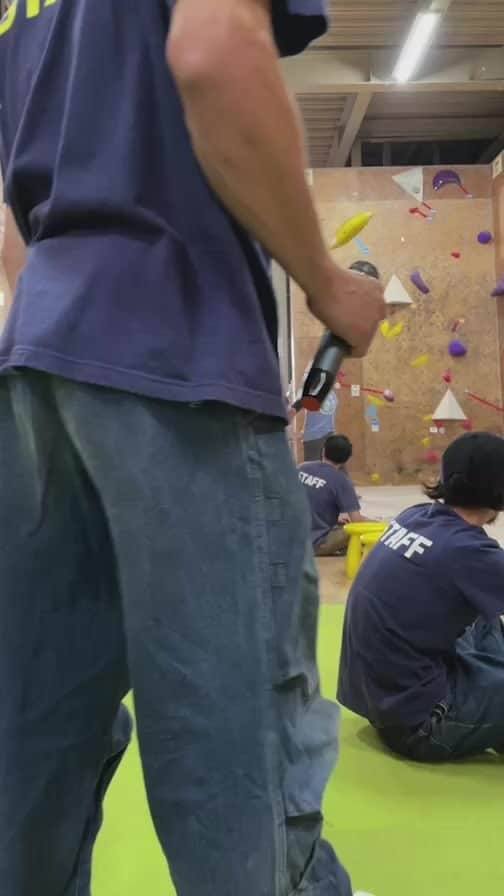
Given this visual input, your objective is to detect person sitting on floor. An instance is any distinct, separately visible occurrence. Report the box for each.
[298,434,366,556]
[337,432,504,762]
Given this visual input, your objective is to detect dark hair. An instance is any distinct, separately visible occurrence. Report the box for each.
[423,481,445,502]
[324,434,353,465]
[424,431,504,510]
[424,475,504,510]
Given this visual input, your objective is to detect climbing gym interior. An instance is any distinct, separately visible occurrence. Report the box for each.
[292,162,504,482]
[1,3,504,896]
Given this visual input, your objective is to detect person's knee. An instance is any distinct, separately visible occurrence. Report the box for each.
[315,527,348,556]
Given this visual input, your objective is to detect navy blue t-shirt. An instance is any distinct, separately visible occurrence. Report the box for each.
[0,0,327,417]
[338,502,504,728]
[298,461,360,545]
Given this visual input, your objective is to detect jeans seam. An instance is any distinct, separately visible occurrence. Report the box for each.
[241,420,287,896]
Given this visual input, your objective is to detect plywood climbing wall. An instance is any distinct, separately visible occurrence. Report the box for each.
[293,166,502,482]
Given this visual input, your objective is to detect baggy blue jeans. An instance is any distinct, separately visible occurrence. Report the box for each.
[0,371,352,896]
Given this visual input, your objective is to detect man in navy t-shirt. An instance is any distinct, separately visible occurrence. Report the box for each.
[0,2,385,894]
[338,433,504,762]
[299,434,365,555]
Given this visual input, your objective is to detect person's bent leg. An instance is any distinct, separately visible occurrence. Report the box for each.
[380,618,504,762]
[56,386,352,896]
[315,526,349,557]
[438,617,504,757]
[0,374,130,896]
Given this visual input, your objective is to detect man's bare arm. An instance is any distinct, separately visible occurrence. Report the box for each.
[2,205,26,297]
[348,511,370,523]
[168,0,384,357]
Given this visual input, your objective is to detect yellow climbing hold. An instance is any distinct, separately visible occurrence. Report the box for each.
[331,212,374,249]
[380,320,404,340]
[423,414,433,423]
[421,437,431,448]
[371,473,381,483]
[388,322,404,340]
[410,354,430,368]
[367,395,385,408]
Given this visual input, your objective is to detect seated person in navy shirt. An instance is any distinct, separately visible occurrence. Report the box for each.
[338,432,504,762]
[299,435,366,555]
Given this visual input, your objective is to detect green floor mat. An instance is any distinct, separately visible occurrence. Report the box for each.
[93,606,504,896]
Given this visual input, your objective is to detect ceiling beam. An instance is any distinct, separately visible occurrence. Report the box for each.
[282,48,504,94]
[326,131,339,168]
[479,132,504,163]
[325,94,354,167]
[361,117,504,140]
[329,92,373,166]
[351,140,363,168]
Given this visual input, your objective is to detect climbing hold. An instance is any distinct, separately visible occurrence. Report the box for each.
[449,340,467,359]
[331,213,374,249]
[410,354,430,368]
[433,169,472,197]
[410,271,430,295]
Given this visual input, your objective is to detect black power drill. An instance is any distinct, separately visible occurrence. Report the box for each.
[292,260,380,413]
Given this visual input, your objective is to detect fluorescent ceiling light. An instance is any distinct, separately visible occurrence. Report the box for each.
[393,12,441,83]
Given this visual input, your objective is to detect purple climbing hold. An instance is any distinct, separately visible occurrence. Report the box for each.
[410,270,430,295]
[433,169,471,197]
[449,340,467,359]
[478,230,493,245]
[492,279,504,297]
[433,170,461,191]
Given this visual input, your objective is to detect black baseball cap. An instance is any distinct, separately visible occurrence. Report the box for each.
[440,432,504,510]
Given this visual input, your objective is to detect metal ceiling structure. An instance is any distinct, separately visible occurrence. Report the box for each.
[283,1,504,167]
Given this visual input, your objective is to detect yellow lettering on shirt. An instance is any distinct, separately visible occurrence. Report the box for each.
[26,0,41,18]
[0,1,17,36]
[1,0,58,36]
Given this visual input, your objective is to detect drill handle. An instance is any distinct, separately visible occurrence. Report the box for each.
[293,332,349,413]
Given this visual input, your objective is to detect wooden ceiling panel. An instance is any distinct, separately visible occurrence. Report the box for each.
[316,1,419,49]
[317,1,504,49]
[439,1,504,47]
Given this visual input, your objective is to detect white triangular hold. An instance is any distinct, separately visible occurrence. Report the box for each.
[384,274,414,306]
[392,167,424,203]
[432,389,467,422]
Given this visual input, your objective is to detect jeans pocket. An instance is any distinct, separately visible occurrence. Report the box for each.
[282,692,340,894]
